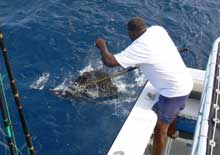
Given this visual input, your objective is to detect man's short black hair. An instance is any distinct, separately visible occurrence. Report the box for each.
[127,17,146,32]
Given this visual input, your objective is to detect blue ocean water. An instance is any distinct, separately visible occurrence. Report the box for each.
[0,0,220,155]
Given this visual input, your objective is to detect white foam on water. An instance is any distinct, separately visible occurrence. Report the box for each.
[134,69,147,87]
[112,68,146,93]
[99,96,137,117]
[107,69,147,117]
[112,76,128,93]
[53,78,67,91]
[30,72,50,90]
[79,64,94,75]
[79,61,104,74]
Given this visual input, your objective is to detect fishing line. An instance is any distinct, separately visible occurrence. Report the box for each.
[0,74,23,155]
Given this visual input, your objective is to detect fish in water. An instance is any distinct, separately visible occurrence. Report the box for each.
[51,70,119,99]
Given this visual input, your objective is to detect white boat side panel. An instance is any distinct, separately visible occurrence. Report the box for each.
[179,68,204,119]
[197,137,207,155]
[188,68,205,92]
[108,83,158,155]
[179,98,200,119]
[191,37,220,155]
[189,68,205,83]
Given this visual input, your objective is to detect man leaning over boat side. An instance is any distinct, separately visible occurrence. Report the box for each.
[95,17,193,155]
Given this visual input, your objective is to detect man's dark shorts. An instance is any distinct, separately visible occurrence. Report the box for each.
[152,95,189,124]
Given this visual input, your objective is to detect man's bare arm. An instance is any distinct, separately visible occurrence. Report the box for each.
[96,38,120,67]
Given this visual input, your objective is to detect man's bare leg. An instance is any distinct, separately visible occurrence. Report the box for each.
[167,118,178,138]
[153,120,169,155]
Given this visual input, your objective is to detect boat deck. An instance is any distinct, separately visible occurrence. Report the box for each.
[165,137,193,155]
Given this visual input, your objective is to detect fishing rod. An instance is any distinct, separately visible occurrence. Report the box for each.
[0,82,16,155]
[0,31,35,155]
[82,47,189,88]
[82,66,138,88]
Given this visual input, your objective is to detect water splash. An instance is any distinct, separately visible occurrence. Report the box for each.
[29,64,147,103]
[30,72,50,90]
[134,69,147,87]
[79,65,95,75]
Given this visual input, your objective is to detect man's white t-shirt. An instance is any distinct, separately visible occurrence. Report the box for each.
[114,26,193,97]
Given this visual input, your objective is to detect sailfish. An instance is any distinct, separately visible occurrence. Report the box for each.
[51,70,119,99]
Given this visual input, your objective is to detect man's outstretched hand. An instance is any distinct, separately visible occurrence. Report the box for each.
[95,38,119,67]
[96,38,106,50]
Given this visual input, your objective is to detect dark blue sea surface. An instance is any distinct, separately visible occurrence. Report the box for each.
[0,0,220,155]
